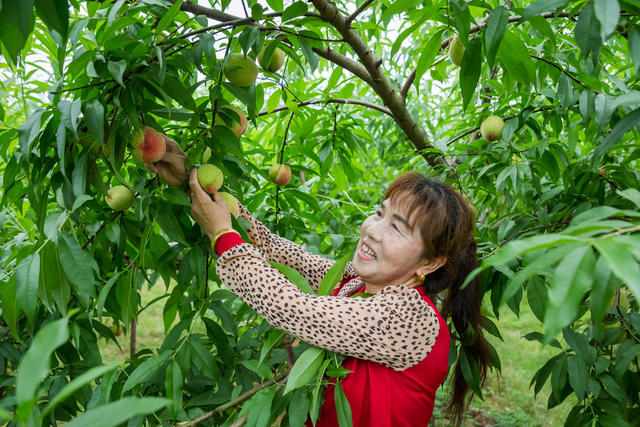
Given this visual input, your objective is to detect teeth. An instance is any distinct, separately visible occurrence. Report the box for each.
[361,245,376,258]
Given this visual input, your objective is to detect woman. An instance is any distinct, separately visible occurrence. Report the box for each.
[186,168,490,426]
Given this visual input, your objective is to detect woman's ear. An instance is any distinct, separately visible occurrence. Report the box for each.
[417,257,447,277]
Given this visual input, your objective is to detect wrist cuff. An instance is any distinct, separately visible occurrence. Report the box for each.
[214,231,245,255]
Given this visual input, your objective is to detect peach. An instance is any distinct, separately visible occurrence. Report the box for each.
[268,163,291,186]
[131,126,166,163]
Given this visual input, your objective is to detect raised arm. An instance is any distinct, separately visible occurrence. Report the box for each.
[216,243,440,371]
[237,204,355,291]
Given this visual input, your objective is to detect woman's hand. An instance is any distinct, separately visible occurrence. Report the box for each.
[146,136,187,187]
[189,169,233,239]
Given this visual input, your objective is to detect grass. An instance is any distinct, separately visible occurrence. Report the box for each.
[100,286,575,426]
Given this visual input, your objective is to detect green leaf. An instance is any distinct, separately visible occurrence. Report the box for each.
[203,317,235,365]
[155,0,182,35]
[460,37,482,111]
[164,360,182,417]
[0,0,35,64]
[483,6,509,69]
[380,0,420,22]
[521,0,570,21]
[629,26,640,74]
[244,387,275,427]
[497,31,535,86]
[310,358,330,424]
[156,207,188,246]
[593,237,640,302]
[617,188,640,209]
[64,397,169,427]
[282,1,308,22]
[266,0,283,12]
[2,278,21,341]
[15,253,40,322]
[593,107,640,158]
[594,0,620,40]
[298,36,318,72]
[269,261,313,294]
[107,59,127,86]
[288,389,310,427]
[448,0,471,44]
[121,353,169,394]
[589,256,616,328]
[317,253,351,296]
[574,2,601,58]
[566,356,588,400]
[34,0,68,40]
[41,365,116,418]
[57,231,97,305]
[390,8,434,60]
[334,382,353,427]
[414,29,445,90]
[258,329,286,365]
[563,328,596,366]
[16,318,69,406]
[284,347,325,394]
[458,346,483,398]
[544,246,596,340]
[84,100,104,143]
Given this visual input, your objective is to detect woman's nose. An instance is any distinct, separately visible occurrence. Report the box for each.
[364,218,383,241]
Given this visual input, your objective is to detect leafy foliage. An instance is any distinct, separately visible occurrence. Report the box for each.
[1,0,640,425]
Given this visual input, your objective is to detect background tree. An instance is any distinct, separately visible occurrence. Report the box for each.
[0,0,639,425]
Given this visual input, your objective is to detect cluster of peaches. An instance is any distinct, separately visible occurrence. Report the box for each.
[106,46,291,215]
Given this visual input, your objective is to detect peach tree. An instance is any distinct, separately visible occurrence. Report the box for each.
[1,0,639,425]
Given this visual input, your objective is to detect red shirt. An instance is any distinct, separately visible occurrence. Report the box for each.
[314,279,450,427]
[215,233,450,426]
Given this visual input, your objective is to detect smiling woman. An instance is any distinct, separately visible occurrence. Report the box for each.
[171,166,492,426]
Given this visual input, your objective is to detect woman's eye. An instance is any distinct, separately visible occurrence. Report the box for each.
[375,210,382,217]
[391,223,400,231]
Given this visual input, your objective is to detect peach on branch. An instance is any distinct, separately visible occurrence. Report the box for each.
[448,35,464,66]
[130,126,166,163]
[268,163,291,186]
[480,115,504,142]
[257,46,285,72]
[223,53,258,87]
[197,164,224,193]
[215,106,248,137]
[219,192,240,217]
[106,185,135,211]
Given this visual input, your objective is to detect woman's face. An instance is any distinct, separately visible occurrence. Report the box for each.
[352,196,428,288]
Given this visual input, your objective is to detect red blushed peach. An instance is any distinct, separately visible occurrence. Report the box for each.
[268,163,291,186]
[131,127,166,163]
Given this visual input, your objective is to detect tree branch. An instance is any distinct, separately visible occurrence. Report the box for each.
[180,372,288,426]
[170,1,372,104]
[400,11,572,97]
[258,98,392,117]
[309,0,445,168]
[345,0,375,26]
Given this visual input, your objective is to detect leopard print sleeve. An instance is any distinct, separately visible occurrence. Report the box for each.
[237,204,355,291]
[216,243,440,371]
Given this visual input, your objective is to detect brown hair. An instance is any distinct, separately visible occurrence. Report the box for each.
[385,172,490,426]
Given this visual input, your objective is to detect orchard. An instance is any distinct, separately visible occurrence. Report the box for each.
[1,0,640,426]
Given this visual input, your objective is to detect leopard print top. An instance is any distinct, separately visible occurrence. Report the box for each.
[215,205,441,372]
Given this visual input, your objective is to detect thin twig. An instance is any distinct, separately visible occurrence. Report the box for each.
[178,373,288,426]
[275,113,295,229]
[530,54,589,90]
[258,97,392,117]
[345,0,375,26]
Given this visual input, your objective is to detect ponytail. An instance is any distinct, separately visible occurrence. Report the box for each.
[440,240,491,426]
